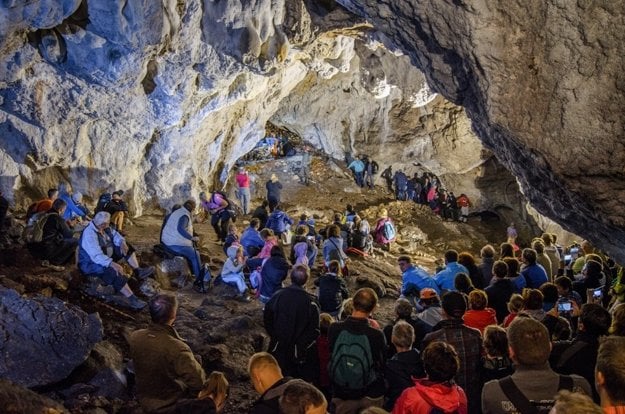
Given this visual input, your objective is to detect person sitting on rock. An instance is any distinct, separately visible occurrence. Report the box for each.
[58,182,89,226]
[173,371,230,413]
[266,204,293,238]
[314,260,349,317]
[351,216,373,255]
[433,250,469,293]
[259,245,290,303]
[398,255,439,300]
[26,188,58,219]
[240,218,264,257]
[105,190,128,233]
[221,245,250,302]
[160,199,206,292]
[223,223,240,254]
[374,209,396,251]
[206,189,232,242]
[129,293,207,412]
[247,228,279,270]
[290,224,318,269]
[28,198,78,269]
[322,224,348,271]
[78,211,153,309]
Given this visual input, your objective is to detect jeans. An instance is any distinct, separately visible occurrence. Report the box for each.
[237,187,250,215]
[167,245,202,280]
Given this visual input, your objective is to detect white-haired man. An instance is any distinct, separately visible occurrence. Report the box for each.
[78,211,153,309]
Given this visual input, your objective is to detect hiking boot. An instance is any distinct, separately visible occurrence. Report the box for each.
[133,266,154,280]
[127,295,147,310]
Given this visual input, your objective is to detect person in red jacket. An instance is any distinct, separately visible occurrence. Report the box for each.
[392,341,468,414]
[456,193,471,223]
[463,289,497,335]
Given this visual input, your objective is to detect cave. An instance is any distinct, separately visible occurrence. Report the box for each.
[0,0,623,412]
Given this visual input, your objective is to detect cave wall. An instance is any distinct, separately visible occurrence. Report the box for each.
[336,0,625,260]
[0,0,538,234]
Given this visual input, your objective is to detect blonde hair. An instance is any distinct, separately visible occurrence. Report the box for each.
[198,371,229,400]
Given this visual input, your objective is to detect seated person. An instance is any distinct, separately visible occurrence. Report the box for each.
[259,245,290,303]
[78,212,153,309]
[322,224,347,269]
[247,228,278,270]
[266,204,293,238]
[223,223,240,254]
[161,199,206,292]
[58,182,89,223]
[240,218,264,257]
[290,225,318,268]
[27,188,58,219]
[28,198,78,267]
[221,245,250,302]
[105,190,128,232]
[129,294,207,412]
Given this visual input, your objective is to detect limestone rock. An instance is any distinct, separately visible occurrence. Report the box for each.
[0,287,103,387]
[0,379,68,414]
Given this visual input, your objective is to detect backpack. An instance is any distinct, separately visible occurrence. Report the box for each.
[499,374,574,414]
[23,212,52,244]
[95,193,112,213]
[382,219,396,241]
[329,330,376,392]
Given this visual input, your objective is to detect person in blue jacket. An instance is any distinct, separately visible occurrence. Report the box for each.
[266,204,293,238]
[58,182,89,222]
[434,250,469,292]
[398,255,439,298]
[347,157,365,187]
[520,248,549,289]
[240,218,265,257]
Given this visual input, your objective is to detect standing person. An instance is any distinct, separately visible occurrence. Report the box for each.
[392,341,468,414]
[249,352,296,414]
[160,199,207,293]
[422,291,483,414]
[315,260,349,316]
[363,156,378,190]
[384,321,425,411]
[481,317,591,414]
[206,189,232,242]
[595,337,625,412]
[481,326,514,384]
[532,239,553,281]
[299,145,312,185]
[279,381,327,414]
[506,223,518,243]
[384,298,430,356]
[485,260,516,323]
[235,167,251,215]
[129,294,207,413]
[105,190,128,233]
[393,170,408,201]
[78,211,153,310]
[329,288,387,414]
[266,174,283,210]
[542,233,562,279]
[478,244,496,287]
[381,166,393,194]
[348,157,365,188]
[463,290,498,335]
[252,200,270,230]
[456,193,471,223]
[264,265,320,382]
[520,248,549,289]
[259,245,291,303]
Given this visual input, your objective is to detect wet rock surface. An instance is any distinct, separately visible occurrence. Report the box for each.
[0,287,103,388]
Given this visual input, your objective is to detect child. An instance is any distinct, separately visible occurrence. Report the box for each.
[317,313,334,400]
[293,240,309,266]
[503,293,524,327]
[223,224,240,254]
[221,245,250,302]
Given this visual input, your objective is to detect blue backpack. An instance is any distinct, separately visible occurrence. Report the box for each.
[382,220,396,241]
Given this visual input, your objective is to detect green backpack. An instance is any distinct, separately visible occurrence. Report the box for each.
[23,213,52,244]
[329,330,376,391]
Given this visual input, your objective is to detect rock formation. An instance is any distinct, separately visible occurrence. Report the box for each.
[0,287,103,387]
[336,0,625,260]
[2,1,621,258]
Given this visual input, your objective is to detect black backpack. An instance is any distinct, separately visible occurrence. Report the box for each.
[371,160,379,174]
[95,193,112,213]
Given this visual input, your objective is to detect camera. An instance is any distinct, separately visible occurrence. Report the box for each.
[557,301,572,312]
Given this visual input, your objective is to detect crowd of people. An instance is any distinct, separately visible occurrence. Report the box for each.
[2,162,625,414]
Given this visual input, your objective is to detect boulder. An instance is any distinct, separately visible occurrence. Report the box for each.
[0,287,103,387]
[0,379,68,414]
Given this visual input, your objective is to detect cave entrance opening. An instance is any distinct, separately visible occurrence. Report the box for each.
[239,122,305,164]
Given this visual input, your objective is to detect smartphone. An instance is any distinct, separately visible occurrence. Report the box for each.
[570,247,579,260]
[594,288,603,298]
[564,254,572,264]
[558,301,572,312]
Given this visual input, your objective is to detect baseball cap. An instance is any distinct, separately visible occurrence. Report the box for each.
[420,288,439,300]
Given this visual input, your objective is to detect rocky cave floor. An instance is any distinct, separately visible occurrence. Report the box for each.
[0,154,509,413]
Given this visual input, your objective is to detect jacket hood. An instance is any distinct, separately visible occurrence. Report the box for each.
[226,245,239,259]
[293,242,307,258]
[412,379,464,412]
